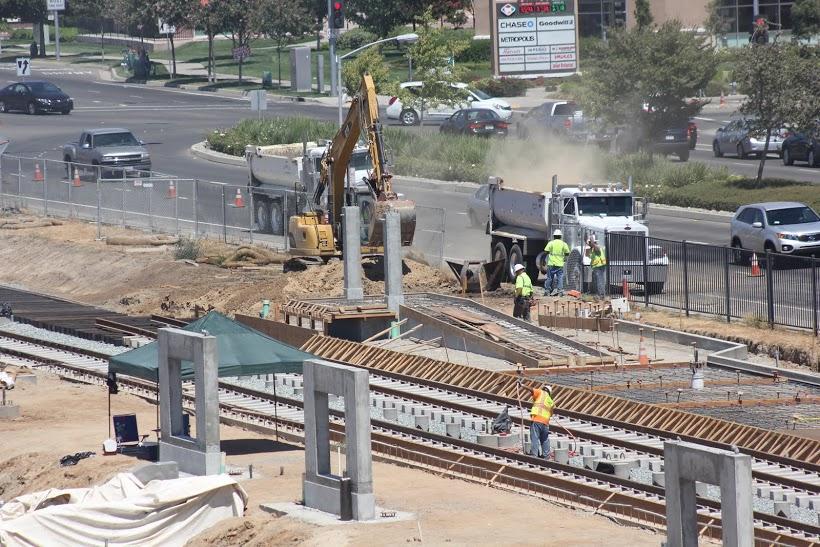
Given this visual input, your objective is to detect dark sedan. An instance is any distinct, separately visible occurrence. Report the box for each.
[440,108,509,137]
[0,81,73,115]
[782,131,819,167]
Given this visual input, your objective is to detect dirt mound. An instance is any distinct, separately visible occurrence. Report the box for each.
[185,514,309,546]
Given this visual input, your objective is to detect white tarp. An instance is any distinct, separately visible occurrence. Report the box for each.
[0,473,247,547]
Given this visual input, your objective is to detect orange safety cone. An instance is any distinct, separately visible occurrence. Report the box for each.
[33,163,44,182]
[232,188,245,208]
[719,91,726,107]
[72,168,82,187]
[166,180,177,199]
[749,252,763,277]
[638,329,650,365]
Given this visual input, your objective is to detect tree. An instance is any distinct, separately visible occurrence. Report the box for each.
[393,9,467,125]
[346,0,410,38]
[704,0,734,44]
[152,0,196,78]
[0,0,48,56]
[791,0,820,44]
[633,0,653,31]
[579,21,716,143]
[256,0,312,86]
[194,0,226,83]
[341,48,389,95]
[213,0,258,82]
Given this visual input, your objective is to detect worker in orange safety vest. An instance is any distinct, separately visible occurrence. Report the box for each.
[528,384,554,459]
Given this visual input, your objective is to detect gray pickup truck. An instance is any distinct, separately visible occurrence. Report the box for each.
[63,128,151,178]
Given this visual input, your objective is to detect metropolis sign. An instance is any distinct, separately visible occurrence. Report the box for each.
[490,0,579,78]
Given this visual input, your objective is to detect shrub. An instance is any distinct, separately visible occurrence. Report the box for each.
[455,38,491,63]
[336,28,378,51]
[174,237,202,260]
[472,77,527,97]
[12,26,77,42]
[341,48,390,95]
[206,117,337,156]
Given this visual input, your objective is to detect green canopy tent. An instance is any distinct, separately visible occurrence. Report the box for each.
[109,311,311,381]
[107,311,313,442]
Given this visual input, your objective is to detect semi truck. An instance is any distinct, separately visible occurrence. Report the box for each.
[488,176,668,294]
[245,141,375,236]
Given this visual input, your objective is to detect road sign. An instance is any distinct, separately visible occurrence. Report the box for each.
[158,20,176,35]
[47,0,65,10]
[249,89,267,111]
[232,45,251,61]
[16,57,31,77]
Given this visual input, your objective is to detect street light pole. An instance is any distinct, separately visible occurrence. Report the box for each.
[336,33,419,128]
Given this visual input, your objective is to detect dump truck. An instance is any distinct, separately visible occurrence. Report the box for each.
[245,141,374,236]
[488,176,668,294]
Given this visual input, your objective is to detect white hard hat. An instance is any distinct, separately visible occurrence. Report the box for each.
[544,385,553,394]
[513,263,525,273]
[553,229,563,237]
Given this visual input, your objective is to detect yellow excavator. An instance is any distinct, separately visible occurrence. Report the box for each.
[287,73,416,257]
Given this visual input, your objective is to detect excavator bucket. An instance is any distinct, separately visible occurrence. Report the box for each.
[446,259,506,293]
[367,200,417,247]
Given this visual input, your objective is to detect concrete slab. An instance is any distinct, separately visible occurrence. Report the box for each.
[414,415,430,430]
[0,404,20,418]
[260,502,414,526]
[15,374,36,385]
[445,423,460,437]
[382,408,398,421]
[497,434,518,449]
[476,434,499,448]
[553,447,569,465]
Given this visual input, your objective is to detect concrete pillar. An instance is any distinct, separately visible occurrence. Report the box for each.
[383,210,404,313]
[158,328,221,476]
[664,440,753,547]
[342,206,363,301]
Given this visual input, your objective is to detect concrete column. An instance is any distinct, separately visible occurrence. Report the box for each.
[383,210,404,313]
[342,206,363,301]
[719,451,754,547]
[343,366,375,520]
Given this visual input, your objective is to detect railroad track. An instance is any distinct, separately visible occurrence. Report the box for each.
[1,331,818,545]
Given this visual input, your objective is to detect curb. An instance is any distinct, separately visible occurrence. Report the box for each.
[191,141,246,168]
[648,204,733,223]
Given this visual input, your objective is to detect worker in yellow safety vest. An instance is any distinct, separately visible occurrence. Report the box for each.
[586,235,607,299]
[528,385,554,459]
[544,229,571,296]
[512,263,533,321]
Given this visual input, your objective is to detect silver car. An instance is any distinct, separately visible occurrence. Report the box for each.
[712,119,786,159]
[730,202,820,257]
[466,184,489,230]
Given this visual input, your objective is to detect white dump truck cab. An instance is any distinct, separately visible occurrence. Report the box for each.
[488,176,668,295]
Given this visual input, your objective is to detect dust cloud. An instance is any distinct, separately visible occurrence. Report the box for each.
[487,131,606,192]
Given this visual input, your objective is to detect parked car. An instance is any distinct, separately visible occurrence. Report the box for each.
[615,124,690,161]
[63,128,151,178]
[0,80,73,114]
[440,108,509,137]
[516,101,577,138]
[687,119,698,150]
[386,81,512,126]
[730,202,820,258]
[712,119,786,159]
[466,184,490,230]
[782,131,819,167]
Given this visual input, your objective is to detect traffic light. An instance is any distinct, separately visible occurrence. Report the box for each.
[331,1,344,29]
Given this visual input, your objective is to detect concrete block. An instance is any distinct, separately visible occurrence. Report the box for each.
[381,399,397,409]
[756,484,776,499]
[132,462,179,483]
[553,447,569,465]
[583,455,596,469]
[794,494,813,508]
[410,406,427,417]
[293,387,303,397]
[591,446,605,458]
[382,408,398,421]
[15,374,36,385]
[445,423,460,437]
[602,449,623,460]
[413,415,430,431]
[652,471,665,487]
[475,434,499,448]
[773,501,791,519]
[0,404,20,419]
[610,460,639,479]
[695,482,710,497]
[159,441,221,476]
[497,434,517,449]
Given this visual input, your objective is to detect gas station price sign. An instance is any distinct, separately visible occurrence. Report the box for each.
[491,0,579,78]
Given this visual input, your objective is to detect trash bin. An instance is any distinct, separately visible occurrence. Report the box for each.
[262,71,272,87]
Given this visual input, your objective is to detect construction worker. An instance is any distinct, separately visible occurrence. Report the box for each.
[586,236,607,299]
[512,263,533,321]
[528,384,554,459]
[544,229,570,296]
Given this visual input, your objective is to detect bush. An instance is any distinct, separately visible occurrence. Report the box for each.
[337,28,378,51]
[11,26,78,43]
[472,77,527,97]
[206,117,337,156]
[174,238,202,260]
[455,38,491,63]
[342,48,390,95]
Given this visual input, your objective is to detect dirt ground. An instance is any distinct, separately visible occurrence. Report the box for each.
[0,215,453,319]
[0,372,663,546]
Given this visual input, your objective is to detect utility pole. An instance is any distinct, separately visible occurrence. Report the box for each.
[327,0,337,97]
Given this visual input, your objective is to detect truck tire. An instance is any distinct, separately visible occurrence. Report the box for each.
[269,200,284,235]
[565,251,585,293]
[255,199,272,234]
[508,244,524,281]
[492,241,508,280]
[526,261,540,283]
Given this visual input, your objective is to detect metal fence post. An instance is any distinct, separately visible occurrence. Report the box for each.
[16,157,21,198]
[812,257,818,338]
[605,231,610,295]
[248,187,254,245]
[284,192,289,252]
[147,182,153,232]
[67,168,73,218]
[96,179,102,240]
[723,247,731,323]
[682,241,690,317]
[194,180,199,237]
[765,250,775,328]
[175,183,180,235]
[221,184,227,243]
[43,161,48,216]
[642,234,649,307]
[121,179,126,226]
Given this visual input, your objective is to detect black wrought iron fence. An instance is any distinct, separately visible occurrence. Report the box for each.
[604,232,819,335]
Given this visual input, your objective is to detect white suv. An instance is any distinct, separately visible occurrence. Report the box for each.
[386,81,512,126]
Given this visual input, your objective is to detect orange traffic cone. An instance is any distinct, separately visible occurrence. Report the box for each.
[166,180,177,199]
[72,168,82,187]
[638,329,650,365]
[33,163,44,182]
[719,91,726,107]
[749,252,763,277]
[622,276,631,300]
[233,188,245,208]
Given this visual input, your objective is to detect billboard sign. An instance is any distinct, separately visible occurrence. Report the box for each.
[491,0,579,78]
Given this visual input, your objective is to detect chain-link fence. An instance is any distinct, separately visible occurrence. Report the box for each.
[605,232,820,335]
